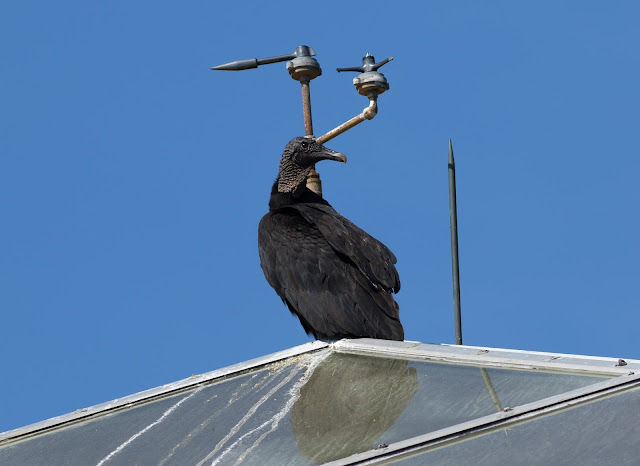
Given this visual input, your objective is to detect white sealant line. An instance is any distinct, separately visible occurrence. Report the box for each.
[194,365,302,466]
[158,372,272,466]
[212,351,329,466]
[95,389,201,466]
[193,352,327,466]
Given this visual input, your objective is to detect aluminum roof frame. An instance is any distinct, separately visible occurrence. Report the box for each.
[333,339,640,376]
[2,338,639,457]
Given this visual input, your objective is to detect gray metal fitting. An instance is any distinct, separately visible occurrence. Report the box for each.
[353,72,389,96]
[337,53,393,97]
[286,46,322,82]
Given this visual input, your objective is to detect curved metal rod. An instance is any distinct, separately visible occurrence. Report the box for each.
[315,97,378,145]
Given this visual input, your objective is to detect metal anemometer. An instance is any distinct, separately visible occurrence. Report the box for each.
[211,45,393,195]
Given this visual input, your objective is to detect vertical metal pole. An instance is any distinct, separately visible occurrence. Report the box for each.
[301,77,322,196]
[448,139,462,345]
[451,144,503,423]
[300,77,314,136]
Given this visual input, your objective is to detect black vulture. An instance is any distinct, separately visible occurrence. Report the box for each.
[258,137,404,340]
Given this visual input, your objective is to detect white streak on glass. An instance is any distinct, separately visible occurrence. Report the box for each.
[95,389,200,466]
[194,366,300,466]
[210,352,329,466]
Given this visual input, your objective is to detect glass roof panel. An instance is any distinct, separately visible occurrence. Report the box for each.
[391,385,640,465]
[373,354,608,447]
[0,349,609,466]
[0,351,321,466]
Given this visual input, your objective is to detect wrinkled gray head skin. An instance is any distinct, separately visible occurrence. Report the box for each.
[277,137,346,195]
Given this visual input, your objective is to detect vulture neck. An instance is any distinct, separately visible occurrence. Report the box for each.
[268,178,330,211]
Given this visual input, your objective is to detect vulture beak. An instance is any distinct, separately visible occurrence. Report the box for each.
[314,145,347,164]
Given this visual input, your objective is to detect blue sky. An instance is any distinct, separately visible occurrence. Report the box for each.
[1,1,638,433]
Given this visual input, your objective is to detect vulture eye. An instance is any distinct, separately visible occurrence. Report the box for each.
[301,141,308,149]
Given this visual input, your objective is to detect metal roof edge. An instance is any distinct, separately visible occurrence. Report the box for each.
[0,340,328,445]
[331,339,640,376]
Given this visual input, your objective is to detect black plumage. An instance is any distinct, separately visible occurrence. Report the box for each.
[258,137,404,340]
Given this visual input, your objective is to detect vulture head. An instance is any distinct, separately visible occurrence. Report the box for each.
[277,137,346,196]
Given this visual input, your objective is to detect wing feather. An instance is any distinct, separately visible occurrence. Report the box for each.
[288,204,400,293]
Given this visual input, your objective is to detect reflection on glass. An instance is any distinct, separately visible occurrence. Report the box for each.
[394,386,640,466]
[291,352,418,463]
[0,351,608,466]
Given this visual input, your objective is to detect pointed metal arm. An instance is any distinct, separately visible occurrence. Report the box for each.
[337,54,393,73]
[211,46,316,71]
